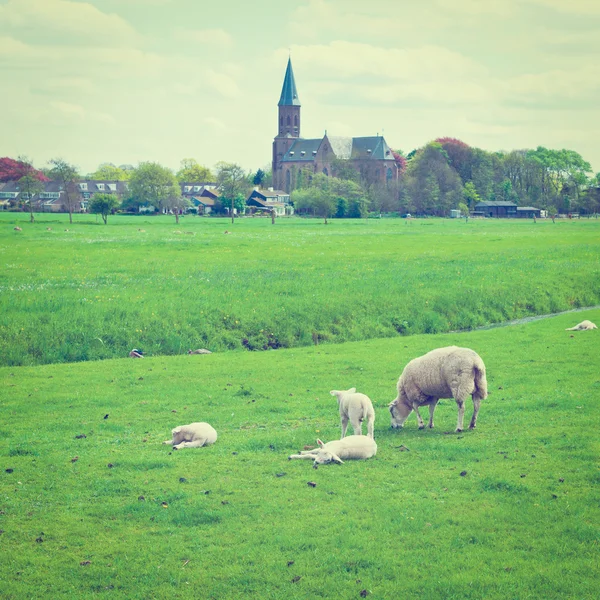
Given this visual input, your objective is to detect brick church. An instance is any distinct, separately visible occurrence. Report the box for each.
[272,58,399,193]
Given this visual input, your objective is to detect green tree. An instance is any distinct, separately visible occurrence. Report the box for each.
[17,158,45,223]
[176,158,214,183]
[48,158,80,224]
[458,202,470,217]
[129,162,181,219]
[463,181,480,209]
[89,193,120,224]
[292,187,336,224]
[90,163,130,181]
[252,168,265,186]
[216,162,250,222]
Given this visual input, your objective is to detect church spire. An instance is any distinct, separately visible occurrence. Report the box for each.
[278,58,300,106]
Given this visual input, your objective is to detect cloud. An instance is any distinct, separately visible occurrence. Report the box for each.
[0,0,139,46]
[175,27,233,48]
[50,101,116,125]
[525,0,600,14]
[205,69,240,98]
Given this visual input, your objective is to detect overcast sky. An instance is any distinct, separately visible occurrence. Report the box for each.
[1,0,599,175]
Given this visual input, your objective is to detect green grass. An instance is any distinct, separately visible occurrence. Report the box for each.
[1,310,599,598]
[1,213,600,366]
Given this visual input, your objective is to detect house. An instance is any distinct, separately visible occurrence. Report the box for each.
[516,206,542,218]
[272,59,400,193]
[181,183,219,214]
[474,201,517,218]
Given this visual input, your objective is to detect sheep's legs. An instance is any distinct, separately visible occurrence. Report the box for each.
[469,396,481,429]
[413,403,426,429]
[289,453,317,460]
[174,439,207,449]
[341,416,349,438]
[455,400,465,432]
[428,400,439,428]
[350,418,363,437]
[163,439,174,445]
[367,417,375,439]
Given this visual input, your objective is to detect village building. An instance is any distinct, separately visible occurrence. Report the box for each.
[246,188,293,216]
[272,59,399,193]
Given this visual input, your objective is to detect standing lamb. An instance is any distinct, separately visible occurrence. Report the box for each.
[163,422,217,449]
[329,388,375,439]
[565,320,597,331]
[389,346,488,432]
[288,435,377,467]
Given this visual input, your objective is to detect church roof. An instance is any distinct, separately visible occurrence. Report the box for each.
[351,136,395,161]
[281,138,321,162]
[278,58,300,106]
[327,136,353,159]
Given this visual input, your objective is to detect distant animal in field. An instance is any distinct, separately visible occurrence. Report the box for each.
[138,228,145,232]
[64,229,69,232]
[14,226,22,231]
[185,231,194,235]
[46,227,52,231]
[224,230,231,234]
[330,388,375,439]
[163,422,217,450]
[288,436,377,467]
[188,349,212,355]
[565,320,597,331]
[389,346,488,433]
[129,348,144,358]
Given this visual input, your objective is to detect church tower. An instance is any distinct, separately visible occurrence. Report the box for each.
[272,58,301,190]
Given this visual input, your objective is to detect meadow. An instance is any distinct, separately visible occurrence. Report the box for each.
[1,309,599,599]
[1,213,600,366]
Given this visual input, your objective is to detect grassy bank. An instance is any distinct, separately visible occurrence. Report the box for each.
[2,213,600,366]
[1,309,599,598]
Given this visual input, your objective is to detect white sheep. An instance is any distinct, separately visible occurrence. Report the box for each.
[288,435,377,467]
[163,422,217,450]
[566,320,597,331]
[188,348,212,355]
[329,388,375,439]
[389,346,488,432]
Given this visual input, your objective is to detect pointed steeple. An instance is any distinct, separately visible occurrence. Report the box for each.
[278,58,300,106]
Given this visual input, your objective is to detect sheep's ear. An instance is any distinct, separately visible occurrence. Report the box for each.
[388,400,397,407]
[348,387,356,394]
[331,453,344,464]
[317,439,324,447]
[330,390,338,397]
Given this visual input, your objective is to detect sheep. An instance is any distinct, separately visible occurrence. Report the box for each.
[129,348,144,358]
[329,388,375,439]
[288,435,377,467]
[566,320,597,331]
[14,226,22,231]
[389,346,488,433]
[188,348,212,355]
[163,422,217,450]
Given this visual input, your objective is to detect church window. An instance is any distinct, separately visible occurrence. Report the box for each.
[323,168,329,176]
[286,115,291,126]
[294,115,298,126]
[285,170,291,193]
[386,168,393,180]
[280,117,283,126]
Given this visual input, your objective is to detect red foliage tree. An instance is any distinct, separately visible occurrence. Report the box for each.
[0,157,49,182]
[434,138,472,183]
[392,151,408,174]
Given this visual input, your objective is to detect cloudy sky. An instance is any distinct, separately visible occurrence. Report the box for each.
[1,0,599,175]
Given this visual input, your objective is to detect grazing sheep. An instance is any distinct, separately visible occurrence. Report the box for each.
[288,435,377,467]
[329,388,375,438]
[224,230,231,234]
[14,226,22,231]
[46,227,52,231]
[566,320,597,331]
[188,348,212,355]
[389,346,488,432]
[138,228,146,232]
[163,422,217,449]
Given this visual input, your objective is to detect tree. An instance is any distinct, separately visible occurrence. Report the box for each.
[462,181,480,209]
[89,163,131,181]
[1,157,48,183]
[216,162,250,222]
[292,187,336,224]
[458,202,470,217]
[252,168,266,186]
[89,193,120,224]
[176,158,214,183]
[18,172,44,223]
[48,158,80,224]
[129,162,182,220]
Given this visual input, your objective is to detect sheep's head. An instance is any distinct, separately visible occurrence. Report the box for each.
[389,400,412,429]
[330,388,356,401]
[313,439,343,466]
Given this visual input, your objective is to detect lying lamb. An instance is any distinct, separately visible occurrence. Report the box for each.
[163,422,217,449]
[188,348,212,355]
[330,388,375,438]
[566,320,597,331]
[389,346,488,432]
[289,435,377,467]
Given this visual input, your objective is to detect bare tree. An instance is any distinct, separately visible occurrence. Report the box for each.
[48,158,80,224]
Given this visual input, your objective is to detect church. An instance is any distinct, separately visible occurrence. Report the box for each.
[272,58,399,193]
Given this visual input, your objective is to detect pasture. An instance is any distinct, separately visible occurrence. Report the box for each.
[2,213,600,366]
[1,310,599,598]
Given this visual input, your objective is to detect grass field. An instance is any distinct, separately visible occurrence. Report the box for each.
[1,309,599,599]
[2,213,600,366]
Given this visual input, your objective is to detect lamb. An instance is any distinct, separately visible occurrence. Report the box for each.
[163,422,217,450]
[14,226,22,231]
[389,346,488,433]
[288,435,377,467]
[329,388,375,438]
[188,348,212,355]
[566,320,597,331]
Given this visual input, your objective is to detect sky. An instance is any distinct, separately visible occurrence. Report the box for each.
[1,0,599,175]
